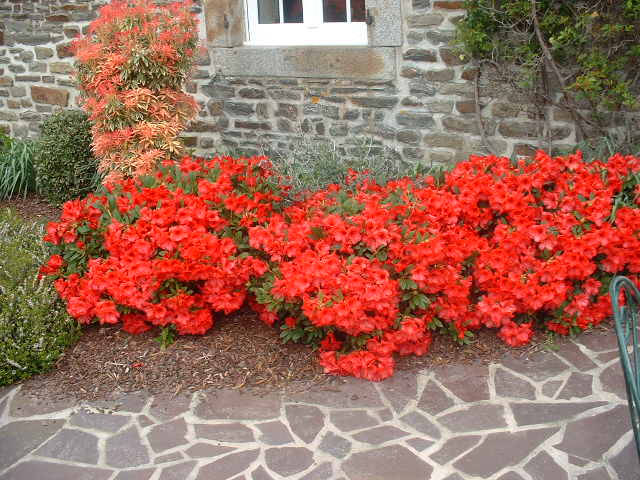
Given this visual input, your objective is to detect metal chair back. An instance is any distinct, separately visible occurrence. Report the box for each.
[610,275,640,460]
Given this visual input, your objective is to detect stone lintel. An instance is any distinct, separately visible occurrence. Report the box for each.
[211,46,397,80]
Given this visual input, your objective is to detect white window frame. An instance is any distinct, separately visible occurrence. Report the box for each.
[244,0,368,46]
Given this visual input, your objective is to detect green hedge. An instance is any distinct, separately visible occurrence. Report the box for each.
[35,110,100,205]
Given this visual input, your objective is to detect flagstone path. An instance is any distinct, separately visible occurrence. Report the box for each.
[0,329,638,479]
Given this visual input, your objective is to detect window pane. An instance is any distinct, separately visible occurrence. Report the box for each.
[284,0,303,23]
[323,0,346,22]
[351,0,365,22]
[258,0,280,24]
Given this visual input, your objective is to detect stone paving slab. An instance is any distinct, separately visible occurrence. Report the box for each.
[0,329,638,479]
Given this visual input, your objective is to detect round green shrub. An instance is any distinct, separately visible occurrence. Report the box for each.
[35,110,100,204]
[0,210,80,386]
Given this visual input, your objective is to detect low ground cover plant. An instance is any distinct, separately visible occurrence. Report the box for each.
[42,151,640,381]
[0,210,80,386]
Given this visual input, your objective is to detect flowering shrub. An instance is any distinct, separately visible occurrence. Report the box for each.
[41,155,285,335]
[43,152,640,381]
[72,0,199,182]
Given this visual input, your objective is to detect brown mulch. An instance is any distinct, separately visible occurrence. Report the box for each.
[20,309,523,402]
[0,194,61,223]
[8,196,593,402]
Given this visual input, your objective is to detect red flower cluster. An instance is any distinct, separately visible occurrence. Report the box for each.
[43,155,282,335]
[43,152,640,381]
[248,151,640,380]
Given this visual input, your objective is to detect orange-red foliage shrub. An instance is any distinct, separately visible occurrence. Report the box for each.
[72,0,199,182]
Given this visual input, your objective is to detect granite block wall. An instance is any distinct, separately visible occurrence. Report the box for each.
[0,0,580,165]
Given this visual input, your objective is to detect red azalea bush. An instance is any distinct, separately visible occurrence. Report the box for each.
[72,0,199,182]
[41,155,285,335]
[42,151,640,381]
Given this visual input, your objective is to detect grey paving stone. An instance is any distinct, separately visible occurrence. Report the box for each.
[69,409,130,432]
[376,371,418,412]
[8,390,76,417]
[148,418,188,453]
[568,455,590,466]
[376,407,394,422]
[511,401,608,426]
[453,427,558,477]
[185,443,236,458]
[430,435,481,465]
[596,350,619,363]
[434,363,490,402]
[154,452,183,464]
[265,447,314,476]
[287,380,384,408]
[113,469,156,480]
[342,445,433,480]
[554,405,630,462]
[524,451,568,480]
[604,434,639,478]
[577,331,618,352]
[0,419,64,471]
[438,404,507,432]
[252,466,275,480]
[417,380,455,416]
[158,461,197,480]
[0,460,112,480]
[0,397,7,417]
[443,475,464,480]
[285,404,325,443]
[542,380,563,398]
[495,473,525,480]
[576,467,610,480]
[195,390,281,420]
[352,425,410,445]
[196,449,260,480]
[137,415,155,427]
[34,428,99,464]
[494,367,536,400]
[330,410,379,432]
[600,363,626,399]
[194,423,255,443]
[148,393,192,422]
[106,426,150,468]
[115,391,150,413]
[399,411,441,438]
[299,462,333,480]
[500,351,569,382]
[256,420,294,445]
[554,342,598,371]
[557,372,593,400]
[319,431,352,458]
[405,437,434,452]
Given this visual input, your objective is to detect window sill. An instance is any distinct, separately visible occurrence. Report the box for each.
[209,45,397,80]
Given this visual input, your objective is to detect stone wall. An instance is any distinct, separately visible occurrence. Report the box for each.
[0,0,579,164]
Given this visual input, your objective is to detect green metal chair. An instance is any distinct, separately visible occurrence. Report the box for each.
[610,275,640,460]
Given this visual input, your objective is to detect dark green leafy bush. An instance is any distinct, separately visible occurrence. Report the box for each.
[456,1,640,111]
[0,210,80,386]
[35,110,100,204]
[0,132,37,199]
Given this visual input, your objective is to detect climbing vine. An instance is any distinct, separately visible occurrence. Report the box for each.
[456,0,640,144]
